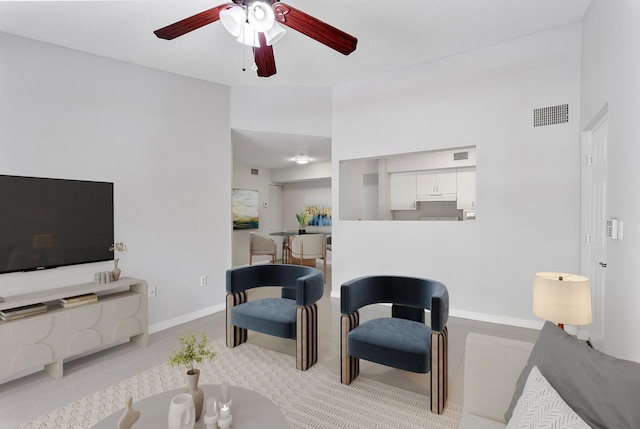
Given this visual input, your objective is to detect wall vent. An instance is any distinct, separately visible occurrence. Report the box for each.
[251,168,259,176]
[533,103,569,127]
[453,151,469,161]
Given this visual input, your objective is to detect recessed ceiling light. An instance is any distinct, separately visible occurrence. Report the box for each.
[294,156,310,165]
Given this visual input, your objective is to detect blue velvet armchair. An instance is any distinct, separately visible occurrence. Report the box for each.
[340,275,449,414]
[226,264,324,370]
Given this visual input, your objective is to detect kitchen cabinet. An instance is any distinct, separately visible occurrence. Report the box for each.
[389,172,416,210]
[456,167,476,210]
[416,170,457,199]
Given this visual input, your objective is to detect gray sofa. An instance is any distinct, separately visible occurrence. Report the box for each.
[460,322,640,429]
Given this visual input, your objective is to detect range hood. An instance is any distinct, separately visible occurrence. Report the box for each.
[416,193,457,202]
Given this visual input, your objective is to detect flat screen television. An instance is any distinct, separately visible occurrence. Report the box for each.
[0,175,114,274]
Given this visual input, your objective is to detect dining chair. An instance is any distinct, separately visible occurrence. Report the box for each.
[281,228,299,264]
[289,234,327,282]
[249,232,277,265]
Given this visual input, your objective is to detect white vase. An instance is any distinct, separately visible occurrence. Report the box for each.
[168,393,195,429]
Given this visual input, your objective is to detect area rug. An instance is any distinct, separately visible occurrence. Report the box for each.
[16,338,462,429]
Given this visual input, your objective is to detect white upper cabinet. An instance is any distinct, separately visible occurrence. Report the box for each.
[416,169,457,199]
[456,167,476,210]
[389,172,417,210]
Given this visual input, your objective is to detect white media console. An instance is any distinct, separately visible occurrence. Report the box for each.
[0,277,148,381]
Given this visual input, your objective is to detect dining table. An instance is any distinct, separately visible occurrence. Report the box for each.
[269,230,323,264]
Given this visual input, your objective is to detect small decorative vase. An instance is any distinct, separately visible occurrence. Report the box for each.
[298,228,306,234]
[112,258,121,281]
[186,369,204,421]
[168,393,195,429]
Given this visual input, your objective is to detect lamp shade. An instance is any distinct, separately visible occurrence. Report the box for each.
[220,5,246,37]
[237,23,261,47]
[247,1,275,32]
[264,22,286,46]
[532,272,592,326]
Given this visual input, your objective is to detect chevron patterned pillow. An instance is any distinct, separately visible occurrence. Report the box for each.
[507,365,591,429]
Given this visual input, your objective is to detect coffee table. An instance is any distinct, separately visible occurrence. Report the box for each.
[91,384,287,428]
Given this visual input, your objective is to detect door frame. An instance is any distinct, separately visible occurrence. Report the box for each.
[580,108,608,347]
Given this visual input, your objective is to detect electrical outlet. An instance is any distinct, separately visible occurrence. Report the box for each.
[148,284,157,299]
[200,276,207,287]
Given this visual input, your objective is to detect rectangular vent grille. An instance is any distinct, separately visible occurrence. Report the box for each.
[453,151,469,161]
[533,104,569,127]
[251,168,259,175]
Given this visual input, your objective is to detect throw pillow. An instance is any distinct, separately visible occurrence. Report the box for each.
[504,321,640,429]
[507,365,590,429]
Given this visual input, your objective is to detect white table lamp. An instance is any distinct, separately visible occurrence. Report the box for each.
[532,272,592,330]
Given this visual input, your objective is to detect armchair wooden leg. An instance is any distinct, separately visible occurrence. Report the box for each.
[226,292,248,348]
[296,303,318,370]
[341,312,360,384]
[430,325,448,414]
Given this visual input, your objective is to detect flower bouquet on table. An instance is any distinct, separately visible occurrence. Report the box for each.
[296,211,312,233]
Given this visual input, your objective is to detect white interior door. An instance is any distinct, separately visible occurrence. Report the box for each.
[581,117,608,349]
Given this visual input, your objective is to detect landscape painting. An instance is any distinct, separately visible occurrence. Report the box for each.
[232,189,259,230]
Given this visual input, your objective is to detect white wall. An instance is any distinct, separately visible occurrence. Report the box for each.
[230,165,332,266]
[0,19,599,340]
[271,162,331,183]
[230,86,334,264]
[581,0,640,360]
[232,163,275,266]
[282,179,332,231]
[230,86,332,136]
[332,24,583,328]
[0,33,232,331]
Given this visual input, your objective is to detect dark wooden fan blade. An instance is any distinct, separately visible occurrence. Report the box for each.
[273,3,357,55]
[154,3,234,40]
[253,33,277,77]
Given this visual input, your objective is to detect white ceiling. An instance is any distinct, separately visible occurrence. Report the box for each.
[232,129,331,169]
[0,0,591,169]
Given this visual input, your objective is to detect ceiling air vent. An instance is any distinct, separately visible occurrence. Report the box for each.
[251,168,259,176]
[453,151,469,161]
[533,103,569,127]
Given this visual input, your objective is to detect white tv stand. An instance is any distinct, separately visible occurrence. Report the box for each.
[0,277,148,381]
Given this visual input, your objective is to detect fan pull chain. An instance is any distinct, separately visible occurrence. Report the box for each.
[241,25,247,71]
[241,45,246,72]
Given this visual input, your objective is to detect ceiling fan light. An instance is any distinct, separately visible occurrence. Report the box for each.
[265,22,286,46]
[248,2,276,32]
[237,23,261,47]
[220,5,246,37]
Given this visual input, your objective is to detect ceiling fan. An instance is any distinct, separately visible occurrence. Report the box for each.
[153,0,358,78]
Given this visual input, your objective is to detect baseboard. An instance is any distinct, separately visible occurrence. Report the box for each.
[329,290,542,331]
[149,303,225,335]
[450,309,543,330]
[152,293,542,336]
